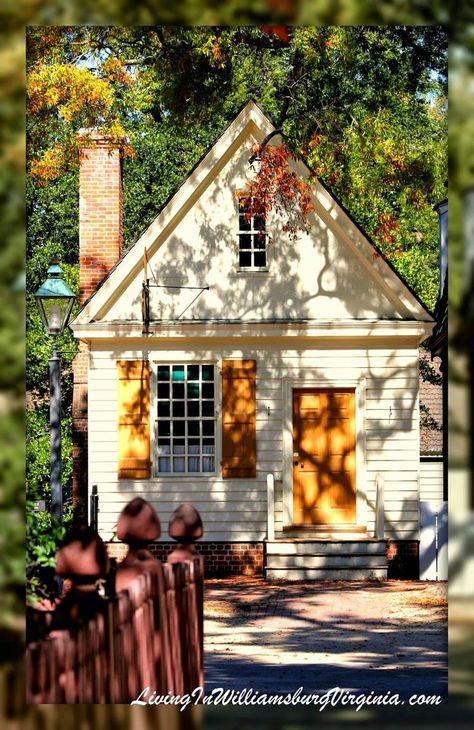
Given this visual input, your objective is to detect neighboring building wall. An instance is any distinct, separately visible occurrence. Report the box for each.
[419,348,443,455]
[420,457,444,502]
[88,339,420,543]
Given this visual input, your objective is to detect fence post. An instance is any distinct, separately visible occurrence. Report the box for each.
[267,473,275,541]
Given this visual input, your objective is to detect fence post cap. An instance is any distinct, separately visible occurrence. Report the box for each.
[117,498,161,544]
[55,526,109,576]
[168,502,203,541]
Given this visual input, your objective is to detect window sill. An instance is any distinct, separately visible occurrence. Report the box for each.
[234,268,269,276]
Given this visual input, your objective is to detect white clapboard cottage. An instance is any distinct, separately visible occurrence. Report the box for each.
[70,100,436,580]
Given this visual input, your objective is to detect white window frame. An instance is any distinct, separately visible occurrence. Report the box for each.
[151,361,218,478]
[236,198,268,272]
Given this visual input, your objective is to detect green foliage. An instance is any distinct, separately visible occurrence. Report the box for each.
[26,504,74,605]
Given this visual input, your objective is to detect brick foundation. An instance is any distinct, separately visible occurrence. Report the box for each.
[386,539,419,579]
[106,541,264,577]
[106,540,419,580]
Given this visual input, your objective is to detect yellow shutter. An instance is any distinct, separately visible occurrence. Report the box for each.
[117,360,151,479]
[221,359,256,479]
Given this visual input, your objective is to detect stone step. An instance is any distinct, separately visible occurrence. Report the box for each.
[265,566,388,581]
[266,553,387,569]
[265,540,387,556]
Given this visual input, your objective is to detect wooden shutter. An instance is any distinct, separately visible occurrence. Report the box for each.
[117,360,151,479]
[221,359,256,478]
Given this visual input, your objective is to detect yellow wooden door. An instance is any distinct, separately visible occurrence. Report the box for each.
[292,389,356,525]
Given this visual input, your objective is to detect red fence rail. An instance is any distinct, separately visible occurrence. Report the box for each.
[26,557,204,704]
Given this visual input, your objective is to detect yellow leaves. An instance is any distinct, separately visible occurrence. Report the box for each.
[27,60,137,183]
[29,144,65,186]
[27,64,115,123]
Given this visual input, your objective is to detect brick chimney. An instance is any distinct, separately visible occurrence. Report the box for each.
[73,132,123,519]
[78,131,123,303]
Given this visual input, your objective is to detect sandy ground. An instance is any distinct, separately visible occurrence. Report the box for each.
[204,578,447,699]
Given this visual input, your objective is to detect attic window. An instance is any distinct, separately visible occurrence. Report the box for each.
[237,198,267,270]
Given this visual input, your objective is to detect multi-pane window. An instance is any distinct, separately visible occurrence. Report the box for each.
[238,199,267,269]
[156,364,215,474]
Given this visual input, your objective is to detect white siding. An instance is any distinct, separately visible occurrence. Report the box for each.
[88,339,420,542]
[419,458,444,502]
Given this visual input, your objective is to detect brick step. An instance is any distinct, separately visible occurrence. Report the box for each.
[266,553,387,569]
[265,566,388,581]
[265,540,387,556]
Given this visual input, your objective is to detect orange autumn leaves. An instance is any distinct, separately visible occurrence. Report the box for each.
[237,143,314,241]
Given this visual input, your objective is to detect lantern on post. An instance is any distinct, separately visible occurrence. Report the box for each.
[34,259,76,519]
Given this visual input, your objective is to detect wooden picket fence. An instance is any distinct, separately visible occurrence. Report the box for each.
[26,557,204,704]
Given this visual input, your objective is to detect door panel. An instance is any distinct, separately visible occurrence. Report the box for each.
[293,389,356,525]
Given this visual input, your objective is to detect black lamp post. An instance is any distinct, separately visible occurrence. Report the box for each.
[34,259,75,520]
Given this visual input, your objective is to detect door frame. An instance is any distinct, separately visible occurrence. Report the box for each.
[282,377,367,528]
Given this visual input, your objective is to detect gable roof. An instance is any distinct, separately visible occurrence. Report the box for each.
[71,99,434,327]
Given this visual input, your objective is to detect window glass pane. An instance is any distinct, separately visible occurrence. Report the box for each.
[202,456,214,472]
[254,232,266,249]
[239,251,252,267]
[158,457,171,472]
[202,365,214,381]
[187,401,199,417]
[203,421,214,436]
[187,365,199,381]
[157,441,170,454]
[157,365,170,381]
[202,401,214,417]
[173,421,185,437]
[158,401,170,417]
[188,421,199,436]
[239,213,251,231]
[255,214,266,231]
[172,382,184,399]
[202,382,214,398]
[239,234,252,250]
[188,457,200,472]
[203,438,214,451]
[254,251,266,267]
[173,457,185,472]
[158,421,170,436]
[172,365,185,381]
[172,401,185,417]
[158,382,169,399]
[173,440,185,454]
[187,382,200,399]
[189,438,200,448]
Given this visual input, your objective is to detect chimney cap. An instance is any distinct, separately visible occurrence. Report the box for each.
[77,128,128,147]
